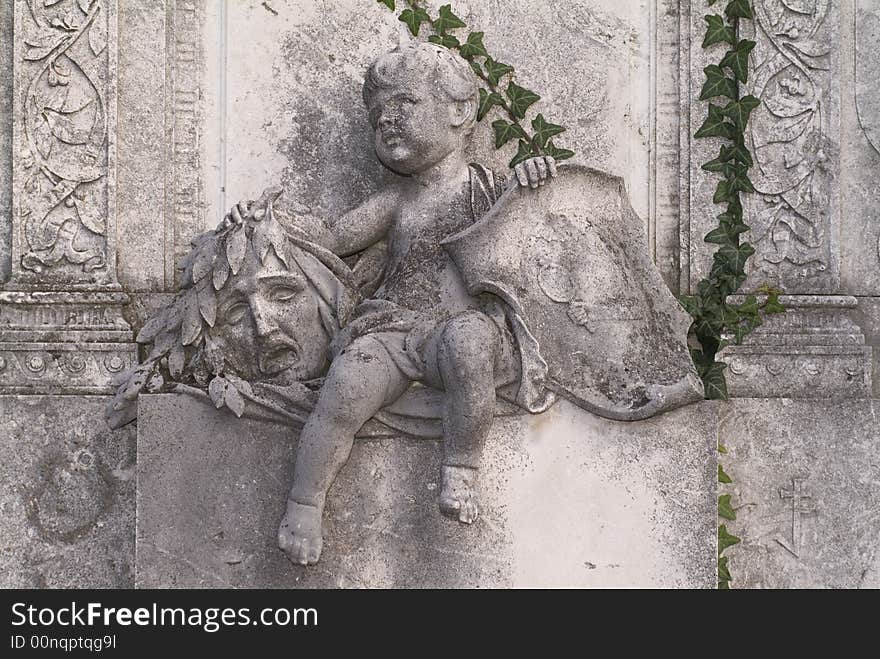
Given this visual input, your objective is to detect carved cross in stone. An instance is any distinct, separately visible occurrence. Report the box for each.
[775,477,816,558]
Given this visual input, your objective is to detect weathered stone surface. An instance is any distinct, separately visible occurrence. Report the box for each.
[0,396,136,588]
[722,398,880,588]
[841,0,880,297]
[214,0,653,237]
[136,394,717,588]
[0,1,12,285]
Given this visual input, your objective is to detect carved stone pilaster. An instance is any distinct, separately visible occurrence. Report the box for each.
[721,295,872,399]
[682,0,873,397]
[1,0,135,394]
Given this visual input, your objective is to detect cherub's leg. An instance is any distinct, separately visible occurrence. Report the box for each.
[279,337,409,565]
[436,312,500,524]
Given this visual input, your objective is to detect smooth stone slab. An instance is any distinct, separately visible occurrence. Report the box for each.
[0,396,136,588]
[136,394,717,588]
[723,398,880,588]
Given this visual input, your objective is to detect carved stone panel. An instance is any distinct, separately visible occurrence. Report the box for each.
[742,0,840,294]
[136,395,717,588]
[10,0,119,290]
[724,398,880,588]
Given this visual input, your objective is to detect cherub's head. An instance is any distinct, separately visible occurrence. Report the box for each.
[363,42,478,175]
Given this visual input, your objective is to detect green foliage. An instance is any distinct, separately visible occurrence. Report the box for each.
[718,494,736,520]
[718,525,741,554]
[681,1,785,404]
[687,0,782,591]
[374,0,575,168]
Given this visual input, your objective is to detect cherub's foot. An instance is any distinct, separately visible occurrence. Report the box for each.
[439,465,480,524]
[278,500,323,565]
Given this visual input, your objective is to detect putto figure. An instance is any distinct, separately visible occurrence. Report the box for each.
[108,41,703,567]
[271,42,556,564]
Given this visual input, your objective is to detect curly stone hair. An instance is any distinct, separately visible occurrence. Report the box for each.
[363,41,478,130]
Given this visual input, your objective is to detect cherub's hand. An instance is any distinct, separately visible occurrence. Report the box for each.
[216,199,254,232]
[513,155,558,190]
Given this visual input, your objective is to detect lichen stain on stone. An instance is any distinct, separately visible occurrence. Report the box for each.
[25,452,114,544]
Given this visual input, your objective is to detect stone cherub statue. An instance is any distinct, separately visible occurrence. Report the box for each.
[108,41,703,567]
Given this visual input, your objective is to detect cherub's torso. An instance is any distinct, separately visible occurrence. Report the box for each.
[375,180,481,318]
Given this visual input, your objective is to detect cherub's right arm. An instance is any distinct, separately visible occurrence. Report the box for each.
[220,185,399,257]
[327,185,399,257]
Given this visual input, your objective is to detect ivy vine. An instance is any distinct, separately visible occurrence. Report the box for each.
[374,0,575,168]
[678,0,784,402]
[681,0,788,589]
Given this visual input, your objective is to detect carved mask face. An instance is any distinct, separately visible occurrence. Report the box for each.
[213,245,330,383]
[367,78,470,175]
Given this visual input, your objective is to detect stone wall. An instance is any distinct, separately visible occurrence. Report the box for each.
[1,0,879,589]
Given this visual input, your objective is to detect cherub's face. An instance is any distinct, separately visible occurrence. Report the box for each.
[367,78,466,175]
[212,246,329,383]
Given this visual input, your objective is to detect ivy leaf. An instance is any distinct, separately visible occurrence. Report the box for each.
[704,362,729,400]
[763,293,786,314]
[719,494,737,520]
[725,0,754,20]
[720,39,756,83]
[678,295,701,317]
[730,165,756,193]
[704,226,735,244]
[509,139,536,168]
[702,158,734,177]
[478,88,505,121]
[695,104,736,139]
[722,142,754,166]
[484,58,515,87]
[718,525,741,554]
[433,4,466,34]
[377,0,395,10]
[713,179,735,203]
[718,242,756,272]
[458,31,488,59]
[699,65,738,101]
[718,443,728,454]
[703,14,736,47]
[506,81,540,119]
[398,6,431,36]
[545,139,575,162]
[718,555,732,586]
[428,34,461,49]
[704,144,753,172]
[718,464,733,484]
[492,119,528,148]
[722,95,761,129]
[531,114,566,149]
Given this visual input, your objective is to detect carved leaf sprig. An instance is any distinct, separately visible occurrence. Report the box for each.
[374,0,575,168]
[106,187,288,428]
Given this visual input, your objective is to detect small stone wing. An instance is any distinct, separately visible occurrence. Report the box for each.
[443,165,703,421]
